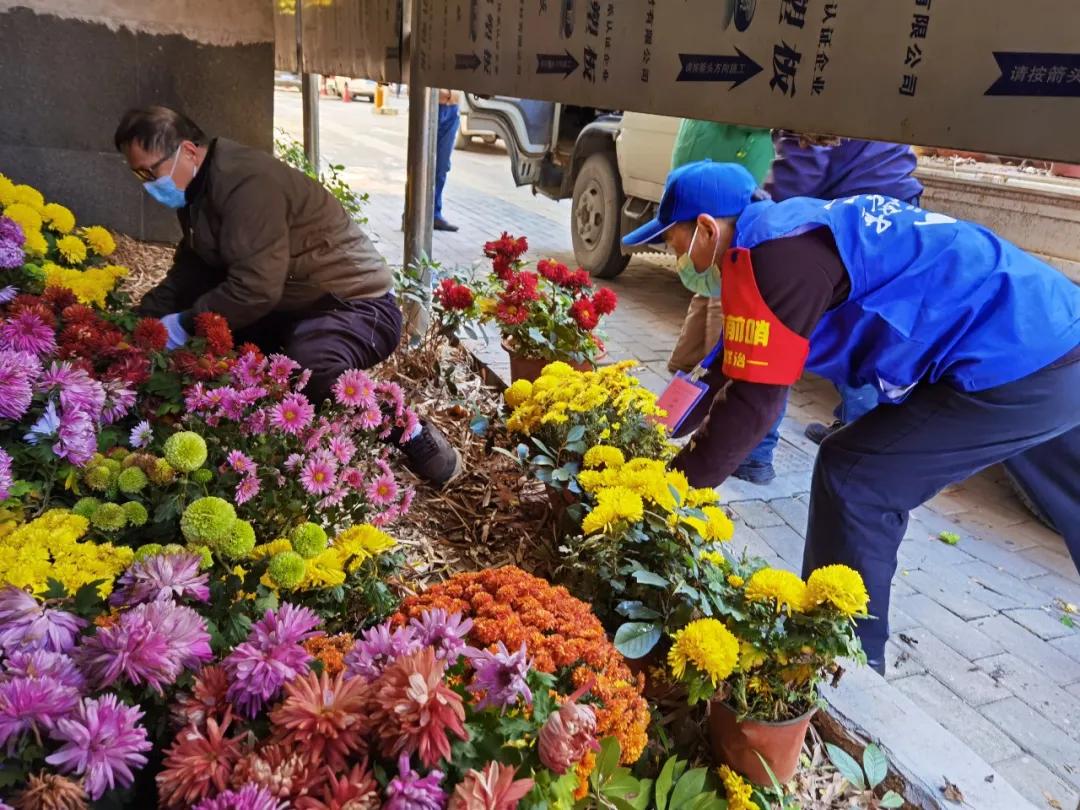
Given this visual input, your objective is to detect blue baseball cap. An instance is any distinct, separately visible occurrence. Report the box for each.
[622,160,758,247]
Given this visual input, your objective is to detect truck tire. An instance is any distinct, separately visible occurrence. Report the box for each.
[571,152,631,279]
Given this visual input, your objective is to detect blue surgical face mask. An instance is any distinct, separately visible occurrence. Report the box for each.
[676,226,722,298]
[143,146,189,209]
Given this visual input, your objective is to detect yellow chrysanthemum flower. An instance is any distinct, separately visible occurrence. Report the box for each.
[699,549,726,567]
[504,378,534,409]
[727,574,744,588]
[581,486,643,535]
[0,174,16,206]
[298,548,348,589]
[738,641,767,671]
[668,618,739,686]
[745,567,808,615]
[718,765,756,810]
[250,538,294,559]
[82,225,116,256]
[56,235,87,266]
[12,185,45,211]
[42,203,76,234]
[3,203,43,235]
[42,264,122,308]
[540,361,575,377]
[21,229,47,257]
[687,487,720,507]
[583,445,625,470]
[477,296,498,316]
[335,523,396,557]
[686,505,734,543]
[805,564,870,617]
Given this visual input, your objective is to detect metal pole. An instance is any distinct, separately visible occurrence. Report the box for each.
[295,0,320,170]
[402,0,438,338]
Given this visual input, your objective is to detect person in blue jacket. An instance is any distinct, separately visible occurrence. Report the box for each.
[765,133,924,446]
[624,161,1080,674]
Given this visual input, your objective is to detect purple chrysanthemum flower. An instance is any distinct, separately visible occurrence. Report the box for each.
[0,352,39,421]
[53,409,98,467]
[77,599,212,693]
[384,753,447,810]
[465,641,533,712]
[226,449,256,475]
[0,310,55,357]
[110,552,210,607]
[0,241,23,270]
[37,360,78,392]
[100,381,136,425]
[45,693,152,800]
[317,486,348,510]
[129,419,153,449]
[234,475,261,506]
[0,216,24,247]
[192,781,286,810]
[409,610,474,662]
[357,406,382,431]
[57,366,105,417]
[344,622,421,683]
[0,586,86,656]
[23,400,60,446]
[0,285,19,305]
[283,452,305,471]
[2,650,86,692]
[222,603,322,718]
[0,448,12,501]
[332,369,378,409]
[184,382,209,413]
[0,675,81,752]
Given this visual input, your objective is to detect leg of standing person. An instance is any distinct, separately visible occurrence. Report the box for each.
[734,400,785,485]
[1003,431,1080,562]
[433,103,460,232]
[803,351,1080,674]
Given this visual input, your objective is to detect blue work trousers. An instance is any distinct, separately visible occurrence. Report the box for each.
[434,104,460,221]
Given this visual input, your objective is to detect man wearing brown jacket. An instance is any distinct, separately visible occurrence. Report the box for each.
[115,106,461,486]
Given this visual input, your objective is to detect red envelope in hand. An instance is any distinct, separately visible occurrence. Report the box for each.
[655,372,710,433]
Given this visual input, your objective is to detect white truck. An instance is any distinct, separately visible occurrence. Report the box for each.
[461,96,1080,284]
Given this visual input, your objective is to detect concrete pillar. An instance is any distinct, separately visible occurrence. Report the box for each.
[0,0,275,241]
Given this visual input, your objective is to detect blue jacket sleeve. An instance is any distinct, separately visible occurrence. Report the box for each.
[764,133,830,202]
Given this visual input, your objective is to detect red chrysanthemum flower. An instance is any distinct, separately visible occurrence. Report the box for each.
[368,647,468,769]
[537,259,571,286]
[194,312,234,356]
[236,342,264,362]
[483,232,528,261]
[170,350,232,382]
[570,298,599,331]
[491,254,515,282]
[103,350,152,386]
[495,300,529,326]
[40,286,80,314]
[435,279,475,311]
[503,271,540,303]
[132,317,169,351]
[566,269,593,290]
[171,665,231,730]
[59,303,99,326]
[8,295,57,328]
[294,763,380,810]
[269,670,370,771]
[591,287,618,316]
[157,713,244,809]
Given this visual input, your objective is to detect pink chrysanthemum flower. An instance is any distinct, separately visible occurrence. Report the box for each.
[342,467,365,490]
[226,450,257,475]
[328,436,356,466]
[332,369,377,409]
[0,310,56,357]
[110,552,210,607]
[300,455,337,496]
[235,476,261,506]
[357,407,382,431]
[269,394,314,436]
[366,474,398,507]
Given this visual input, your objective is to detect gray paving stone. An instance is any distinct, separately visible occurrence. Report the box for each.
[977,652,1080,742]
[888,607,920,635]
[729,524,784,569]
[950,533,1051,579]
[1004,607,1076,641]
[973,614,1080,685]
[892,674,1022,763]
[901,569,999,621]
[993,755,1079,810]
[980,698,1080,790]
[1029,572,1080,606]
[884,639,927,682]
[890,576,916,598]
[954,559,1053,610]
[766,496,809,532]
[898,629,1011,706]
[897,526,977,571]
[893,593,1004,661]
[1051,633,1080,665]
[756,524,806,567]
[1021,545,1080,583]
[729,499,785,529]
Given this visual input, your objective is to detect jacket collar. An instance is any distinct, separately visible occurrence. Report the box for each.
[184,138,217,206]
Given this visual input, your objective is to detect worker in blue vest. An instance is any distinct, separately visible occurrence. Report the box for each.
[624,161,1080,674]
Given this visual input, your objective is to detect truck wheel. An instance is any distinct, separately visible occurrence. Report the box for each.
[571,152,630,279]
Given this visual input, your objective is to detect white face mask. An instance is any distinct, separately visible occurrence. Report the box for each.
[676,225,721,298]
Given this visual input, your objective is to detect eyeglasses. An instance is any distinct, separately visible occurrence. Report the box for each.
[130,146,180,182]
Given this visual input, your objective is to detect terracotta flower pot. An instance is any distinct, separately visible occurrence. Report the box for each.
[503,341,593,383]
[708,699,817,786]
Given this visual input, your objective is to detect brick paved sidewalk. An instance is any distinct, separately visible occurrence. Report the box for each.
[278,93,1080,808]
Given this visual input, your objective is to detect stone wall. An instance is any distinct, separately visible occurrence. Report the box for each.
[0,1,275,241]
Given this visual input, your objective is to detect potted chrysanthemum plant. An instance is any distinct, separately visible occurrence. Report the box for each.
[668,558,869,785]
[434,233,618,382]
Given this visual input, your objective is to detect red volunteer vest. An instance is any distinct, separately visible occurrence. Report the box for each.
[719,248,809,385]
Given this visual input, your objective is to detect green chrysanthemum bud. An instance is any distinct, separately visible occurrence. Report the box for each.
[218,519,256,559]
[163,431,208,473]
[191,468,214,485]
[101,458,122,475]
[84,466,113,492]
[162,543,186,556]
[133,543,164,562]
[108,447,130,462]
[149,458,177,486]
[116,467,149,495]
[90,502,127,532]
[72,497,101,519]
[268,551,305,589]
[289,522,328,559]
[180,496,236,545]
[122,501,149,527]
[188,544,214,570]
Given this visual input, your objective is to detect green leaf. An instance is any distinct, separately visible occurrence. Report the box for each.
[632,570,669,588]
[655,756,680,810]
[615,600,662,621]
[669,768,709,808]
[613,622,662,659]
[862,743,888,789]
[628,778,654,810]
[825,743,867,790]
[879,790,904,808]
[595,736,622,780]
[73,580,106,614]
[8,480,32,497]
[42,578,68,600]
[1062,615,1076,629]
[566,424,586,443]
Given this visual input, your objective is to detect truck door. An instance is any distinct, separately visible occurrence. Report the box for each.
[459,94,556,187]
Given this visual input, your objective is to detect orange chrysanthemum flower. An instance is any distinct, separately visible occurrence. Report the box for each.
[231,741,323,802]
[270,670,370,771]
[303,633,355,676]
[157,713,244,809]
[368,647,468,769]
[12,771,88,810]
[294,763,381,810]
[171,664,230,730]
[448,761,535,810]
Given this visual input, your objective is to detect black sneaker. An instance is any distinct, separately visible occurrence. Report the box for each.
[804,420,844,445]
[732,460,776,485]
[433,218,459,232]
[398,419,463,488]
